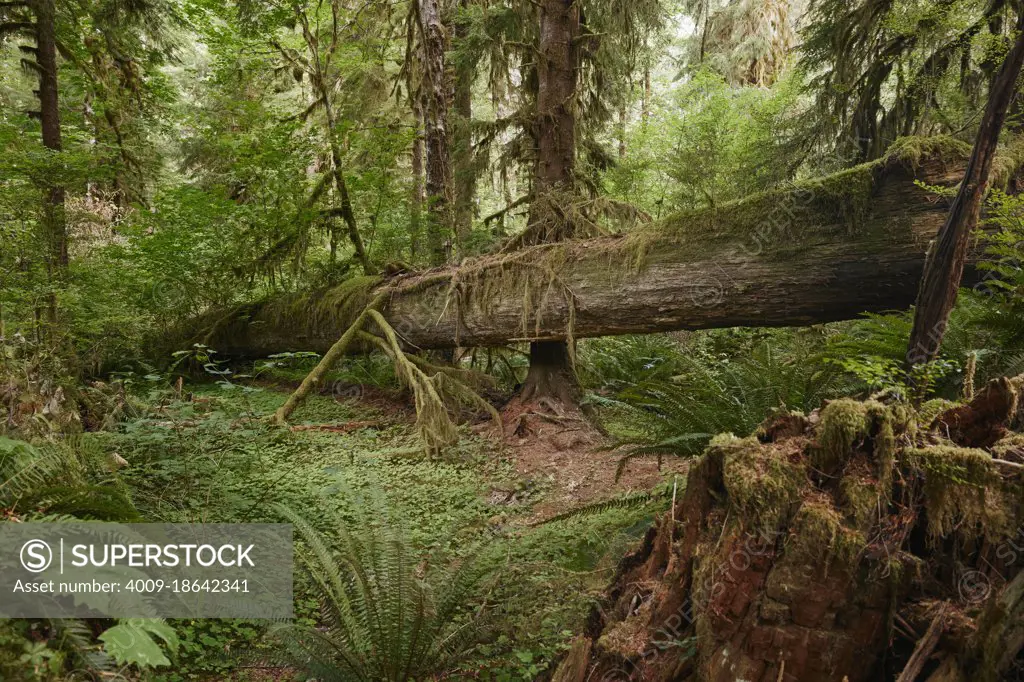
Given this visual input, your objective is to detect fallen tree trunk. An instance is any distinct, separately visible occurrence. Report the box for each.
[176,138,1012,357]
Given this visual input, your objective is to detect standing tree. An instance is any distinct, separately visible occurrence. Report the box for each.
[413,0,455,266]
[451,0,477,251]
[907,11,1024,368]
[495,0,664,407]
[247,0,379,275]
[2,0,67,300]
[516,0,583,405]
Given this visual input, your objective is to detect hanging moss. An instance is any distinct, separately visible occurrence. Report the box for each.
[718,434,808,531]
[447,242,578,343]
[904,446,1009,542]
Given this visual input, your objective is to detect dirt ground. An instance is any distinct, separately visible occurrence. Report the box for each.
[497,397,690,522]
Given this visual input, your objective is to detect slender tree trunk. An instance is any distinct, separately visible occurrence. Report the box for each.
[452,0,475,254]
[521,0,581,405]
[297,10,374,276]
[411,100,425,261]
[419,0,454,267]
[34,0,67,294]
[618,101,627,159]
[906,13,1024,367]
[320,86,374,275]
[642,64,651,130]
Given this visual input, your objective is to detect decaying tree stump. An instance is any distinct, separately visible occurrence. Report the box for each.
[556,376,1024,681]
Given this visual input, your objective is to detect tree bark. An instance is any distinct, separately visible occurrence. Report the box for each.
[520,0,581,404]
[411,100,425,260]
[34,0,67,277]
[452,0,475,254]
[906,13,1024,367]
[176,146,999,359]
[419,0,454,267]
[529,0,579,240]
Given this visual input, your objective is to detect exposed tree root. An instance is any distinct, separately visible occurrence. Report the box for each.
[552,377,1024,682]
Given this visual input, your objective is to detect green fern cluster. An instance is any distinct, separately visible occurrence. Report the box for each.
[607,338,847,466]
[0,435,138,520]
[577,334,689,392]
[273,504,498,681]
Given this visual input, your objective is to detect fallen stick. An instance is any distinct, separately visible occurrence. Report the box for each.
[896,603,948,682]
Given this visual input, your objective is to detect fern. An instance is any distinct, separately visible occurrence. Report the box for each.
[51,618,118,674]
[611,339,847,460]
[0,437,74,506]
[271,503,498,681]
[0,436,140,520]
[529,490,666,527]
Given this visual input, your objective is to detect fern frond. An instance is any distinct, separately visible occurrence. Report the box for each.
[530,491,666,527]
[273,502,495,681]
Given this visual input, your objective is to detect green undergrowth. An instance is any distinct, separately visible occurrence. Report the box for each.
[75,381,658,680]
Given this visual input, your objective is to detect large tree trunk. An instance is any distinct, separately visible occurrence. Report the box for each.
[452,0,475,254]
[411,101,425,261]
[907,13,1024,367]
[520,0,581,404]
[419,0,454,267]
[34,0,67,286]
[175,142,1005,359]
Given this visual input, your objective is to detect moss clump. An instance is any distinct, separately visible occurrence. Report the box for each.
[917,398,959,426]
[815,399,875,471]
[988,134,1024,190]
[883,135,972,170]
[257,274,383,341]
[785,500,867,575]
[642,157,880,261]
[310,275,382,335]
[718,434,807,531]
[815,400,907,484]
[904,446,1009,541]
[991,433,1024,463]
[838,474,881,532]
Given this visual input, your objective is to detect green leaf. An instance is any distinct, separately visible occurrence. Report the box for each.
[100,619,179,669]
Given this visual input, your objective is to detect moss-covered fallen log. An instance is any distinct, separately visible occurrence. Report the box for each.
[175,137,1015,357]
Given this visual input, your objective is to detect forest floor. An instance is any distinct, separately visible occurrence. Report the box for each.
[89,374,678,680]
